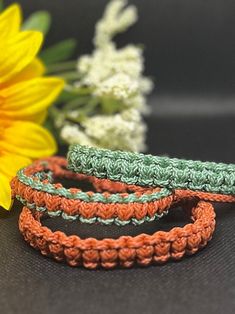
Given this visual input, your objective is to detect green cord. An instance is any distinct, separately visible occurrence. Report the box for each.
[17,169,172,204]
[15,195,169,226]
[67,144,235,195]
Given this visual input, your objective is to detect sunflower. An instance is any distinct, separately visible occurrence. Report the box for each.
[0,4,64,210]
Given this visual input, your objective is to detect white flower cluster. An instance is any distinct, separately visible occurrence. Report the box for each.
[77,44,153,110]
[94,0,137,48]
[60,0,153,152]
[61,108,146,152]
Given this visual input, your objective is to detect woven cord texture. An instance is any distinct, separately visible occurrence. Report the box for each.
[12,157,173,225]
[13,145,235,269]
[19,199,215,269]
[68,145,235,195]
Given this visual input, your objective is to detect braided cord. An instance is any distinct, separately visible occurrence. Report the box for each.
[12,157,173,226]
[16,168,171,204]
[14,145,235,269]
[19,199,216,269]
[68,145,235,195]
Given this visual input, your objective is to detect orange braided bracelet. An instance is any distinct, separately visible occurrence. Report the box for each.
[12,157,173,225]
[13,145,235,269]
[19,198,216,269]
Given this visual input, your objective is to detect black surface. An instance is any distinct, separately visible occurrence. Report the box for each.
[0,114,235,314]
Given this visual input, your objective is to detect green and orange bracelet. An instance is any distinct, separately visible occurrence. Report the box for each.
[12,157,172,226]
[12,145,235,269]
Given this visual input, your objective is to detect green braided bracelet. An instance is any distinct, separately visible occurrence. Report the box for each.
[67,145,235,195]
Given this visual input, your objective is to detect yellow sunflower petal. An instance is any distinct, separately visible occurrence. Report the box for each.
[0,121,57,159]
[2,58,45,88]
[0,153,31,211]
[0,154,31,178]
[0,31,43,84]
[0,77,64,122]
[31,110,48,125]
[0,173,12,210]
[0,4,21,38]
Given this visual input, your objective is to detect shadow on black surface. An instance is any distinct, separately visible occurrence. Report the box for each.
[0,201,21,219]
[43,206,188,239]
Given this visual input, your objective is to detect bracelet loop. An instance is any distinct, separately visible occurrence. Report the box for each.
[14,144,235,269]
[12,157,173,225]
[68,145,235,195]
[19,198,216,269]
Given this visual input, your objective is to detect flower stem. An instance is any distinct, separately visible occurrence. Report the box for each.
[46,60,77,74]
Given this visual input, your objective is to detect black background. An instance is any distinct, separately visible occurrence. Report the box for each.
[1,1,235,314]
[4,0,235,94]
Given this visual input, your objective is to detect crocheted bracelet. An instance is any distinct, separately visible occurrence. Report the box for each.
[14,145,235,269]
[12,157,172,226]
[68,145,235,196]
[19,198,216,269]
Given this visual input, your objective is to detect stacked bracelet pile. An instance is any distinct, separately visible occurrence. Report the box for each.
[12,145,235,269]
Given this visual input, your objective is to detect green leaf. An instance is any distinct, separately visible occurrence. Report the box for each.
[55,71,80,81]
[44,109,61,143]
[40,39,77,65]
[101,97,125,114]
[46,60,77,73]
[0,0,4,12]
[22,11,51,35]
[56,89,83,103]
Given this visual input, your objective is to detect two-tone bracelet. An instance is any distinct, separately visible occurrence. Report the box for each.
[12,157,173,226]
[13,145,235,269]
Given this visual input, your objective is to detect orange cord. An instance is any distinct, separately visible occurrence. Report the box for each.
[13,156,234,269]
[19,197,215,269]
